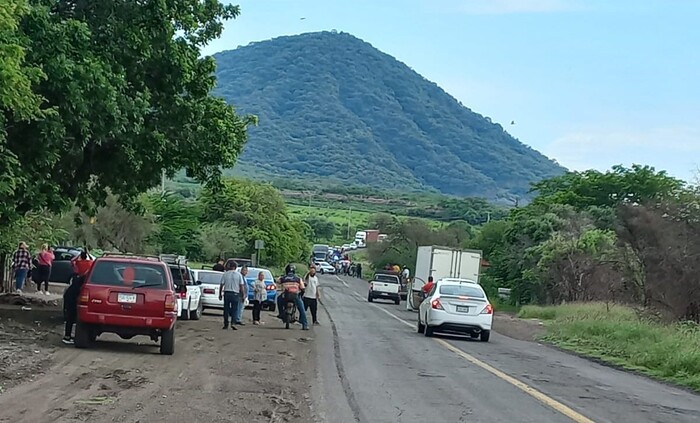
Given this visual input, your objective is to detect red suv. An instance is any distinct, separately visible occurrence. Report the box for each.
[75,254,178,355]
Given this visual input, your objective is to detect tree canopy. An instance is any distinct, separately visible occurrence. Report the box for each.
[1,0,254,232]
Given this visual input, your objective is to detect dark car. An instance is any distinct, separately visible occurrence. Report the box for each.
[48,246,91,284]
[225,257,253,268]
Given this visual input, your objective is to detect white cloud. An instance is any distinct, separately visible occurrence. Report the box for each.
[543,126,700,181]
[454,0,584,14]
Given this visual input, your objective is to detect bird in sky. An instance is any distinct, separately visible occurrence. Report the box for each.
[510,120,516,125]
[300,17,306,20]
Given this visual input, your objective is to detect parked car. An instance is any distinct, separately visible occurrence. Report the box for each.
[48,246,95,284]
[417,278,493,342]
[160,254,203,321]
[75,253,178,354]
[192,268,224,310]
[367,272,401,304]
[243,267,277,312]
[314,261,336,275]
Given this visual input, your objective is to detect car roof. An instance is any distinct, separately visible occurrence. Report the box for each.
[438,278,478,285]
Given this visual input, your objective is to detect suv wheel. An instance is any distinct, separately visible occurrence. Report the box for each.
[417,317,425,333]
[480,330,491,342]
[190,301,202,321]
[74,322,92,348]
[160,328,175,355]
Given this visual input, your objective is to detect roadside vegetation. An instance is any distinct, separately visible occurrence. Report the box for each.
[518,303,700,391]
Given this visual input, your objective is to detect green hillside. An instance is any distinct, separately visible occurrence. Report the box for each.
[213,31,565,200]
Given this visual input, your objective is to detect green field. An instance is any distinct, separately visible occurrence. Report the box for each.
[519,303,700,391]
[287,204,443,230]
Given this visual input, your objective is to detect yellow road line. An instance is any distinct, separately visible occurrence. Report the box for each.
[434,338,596,423]
[370,304,596,423]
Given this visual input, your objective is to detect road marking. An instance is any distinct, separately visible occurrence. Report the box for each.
[370,305,596,423]
[334,275,350,288]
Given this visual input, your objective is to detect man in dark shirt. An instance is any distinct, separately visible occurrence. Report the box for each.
[212,258,225,272]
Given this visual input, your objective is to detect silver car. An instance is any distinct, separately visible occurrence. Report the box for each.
[191,269,224,310]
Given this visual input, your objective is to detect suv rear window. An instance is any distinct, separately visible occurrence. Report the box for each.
[374,274,399,283]
[89,261,169,289]
[169,266,194,286]
[197,271,223,285]
[439,284,485,298]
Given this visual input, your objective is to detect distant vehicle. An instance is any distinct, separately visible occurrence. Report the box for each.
[48,246,95,284]
[243,267,277,312]
[417,279,493,342]
[225,257,252,268]
[75,253,178,355]
[160,254,202,321]
[367,272,401,305]
[314,261,336,275]
[312,244,330,261]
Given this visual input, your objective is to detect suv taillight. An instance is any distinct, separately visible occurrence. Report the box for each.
[179,291,187,299]
[79,290,90,305]
[266,284,276,291]
[481,304,493,314]
[165,294,176,312]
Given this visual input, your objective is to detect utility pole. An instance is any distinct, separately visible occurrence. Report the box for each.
[161,169,166,194]
[486,211,491,223]
[347,207,352,239]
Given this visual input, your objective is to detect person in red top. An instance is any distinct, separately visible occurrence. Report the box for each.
[71,248,94,279]
[35,244,55,295]
[422,276,435,297]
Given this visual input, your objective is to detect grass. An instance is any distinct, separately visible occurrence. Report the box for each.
[518,302,700,391]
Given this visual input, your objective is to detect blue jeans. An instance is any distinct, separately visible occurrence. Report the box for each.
[222,292,239,327]
[235,293,245,323]
[277,292,308,328]
[14,269,28,291]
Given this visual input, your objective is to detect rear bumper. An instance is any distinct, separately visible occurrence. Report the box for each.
[78,307,176,330]
[426,310,492,332]
[370,291,400,300]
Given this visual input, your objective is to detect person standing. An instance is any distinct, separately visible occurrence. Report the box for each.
[251,271,266,325]
[35,244,55,295]
[212,258,225,272]
[401,266,410,283]
[236,266,249,325]
[355,262,362,279]
[62,251,93,345]
[218,261,244,330]
[11,242,31,294]
[303,266,321,325]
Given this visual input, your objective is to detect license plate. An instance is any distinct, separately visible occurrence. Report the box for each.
[117,293,137,304]
[456,306,470,313]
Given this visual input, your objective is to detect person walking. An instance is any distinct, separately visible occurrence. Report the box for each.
[303,266,321,325]
[236,266,249,325]
[62,251,93,345]
[251,271,267,325]
[35,244,55,295]
[218,261,244,330]
[11,242,31,294]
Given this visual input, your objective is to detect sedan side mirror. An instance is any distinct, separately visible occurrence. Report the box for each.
[195,280,202,285]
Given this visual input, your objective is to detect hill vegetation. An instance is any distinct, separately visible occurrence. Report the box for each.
[213,31,565,200]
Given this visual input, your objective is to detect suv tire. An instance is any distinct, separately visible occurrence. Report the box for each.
[160,328,175,355]
[190,301,202,321]
[74,322,92,348]
[480,330,491,342]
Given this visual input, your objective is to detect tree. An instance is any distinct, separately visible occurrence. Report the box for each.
[367,213,396,233]
[199,223,247,262]
[146,193,202,258]
[302,216,336,241]
[2,0,254,230]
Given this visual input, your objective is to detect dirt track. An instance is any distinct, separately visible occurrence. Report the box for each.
[0,307,315,423]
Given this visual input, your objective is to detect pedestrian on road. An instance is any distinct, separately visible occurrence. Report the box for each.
[303,266,321,325]
[212,258,225,272]
[355,262,362,279]
[219,261,244,330]
[11,242,31,294]
[251,270,266,325]
[401,266,410,283]
[62,251,92,345]
[35,244,55,295]
[236,265,249,325]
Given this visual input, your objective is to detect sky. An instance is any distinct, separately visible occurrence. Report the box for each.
[203,0,700,182]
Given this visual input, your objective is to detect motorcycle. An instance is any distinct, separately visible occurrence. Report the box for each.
[283,291,299,329]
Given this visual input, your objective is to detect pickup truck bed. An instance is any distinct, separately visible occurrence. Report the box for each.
[368,273,401,304]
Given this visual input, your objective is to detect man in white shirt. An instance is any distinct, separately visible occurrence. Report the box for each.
[304,266,321,325]
[401,266,410,282]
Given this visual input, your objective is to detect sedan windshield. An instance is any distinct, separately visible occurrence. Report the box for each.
[197,271,223,285]
[439,284,485,298]
[246,269,273,281]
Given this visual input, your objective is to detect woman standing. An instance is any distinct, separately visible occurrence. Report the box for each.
[251,271,267,325]
[35,244,55,295]
[11,242,31,294]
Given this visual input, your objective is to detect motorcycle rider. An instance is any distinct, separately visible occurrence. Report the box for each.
[276,264,309,330]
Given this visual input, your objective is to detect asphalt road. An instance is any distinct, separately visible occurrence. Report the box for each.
[312,274,700,423]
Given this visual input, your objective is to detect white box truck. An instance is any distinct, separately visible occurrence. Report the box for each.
[407,246,483,310]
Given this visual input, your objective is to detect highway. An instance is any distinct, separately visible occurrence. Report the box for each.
[311,274,700,423]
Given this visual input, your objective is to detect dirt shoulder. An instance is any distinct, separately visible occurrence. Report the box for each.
[492,312,546,342]
[0,306,317,423]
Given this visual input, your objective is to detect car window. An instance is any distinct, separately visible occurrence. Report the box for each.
[89,261,168,289]
[197,271,222,285]
[246,269,273,281]
[374,274,399,283]
[439,284,485,298]
[169,266,193,286]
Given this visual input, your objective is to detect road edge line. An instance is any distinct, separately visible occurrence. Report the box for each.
[371,305,595,423]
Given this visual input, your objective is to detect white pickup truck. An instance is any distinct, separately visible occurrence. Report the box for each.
[367,272,401,305]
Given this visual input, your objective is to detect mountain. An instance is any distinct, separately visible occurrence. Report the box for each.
[212,31,565,199]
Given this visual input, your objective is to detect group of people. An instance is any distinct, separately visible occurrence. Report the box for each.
[10,242,58,295]
[217,261,321,331]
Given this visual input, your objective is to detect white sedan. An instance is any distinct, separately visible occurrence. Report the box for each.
[314,261,336,274]
[417,279,493,342]
[191,268,224,310]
